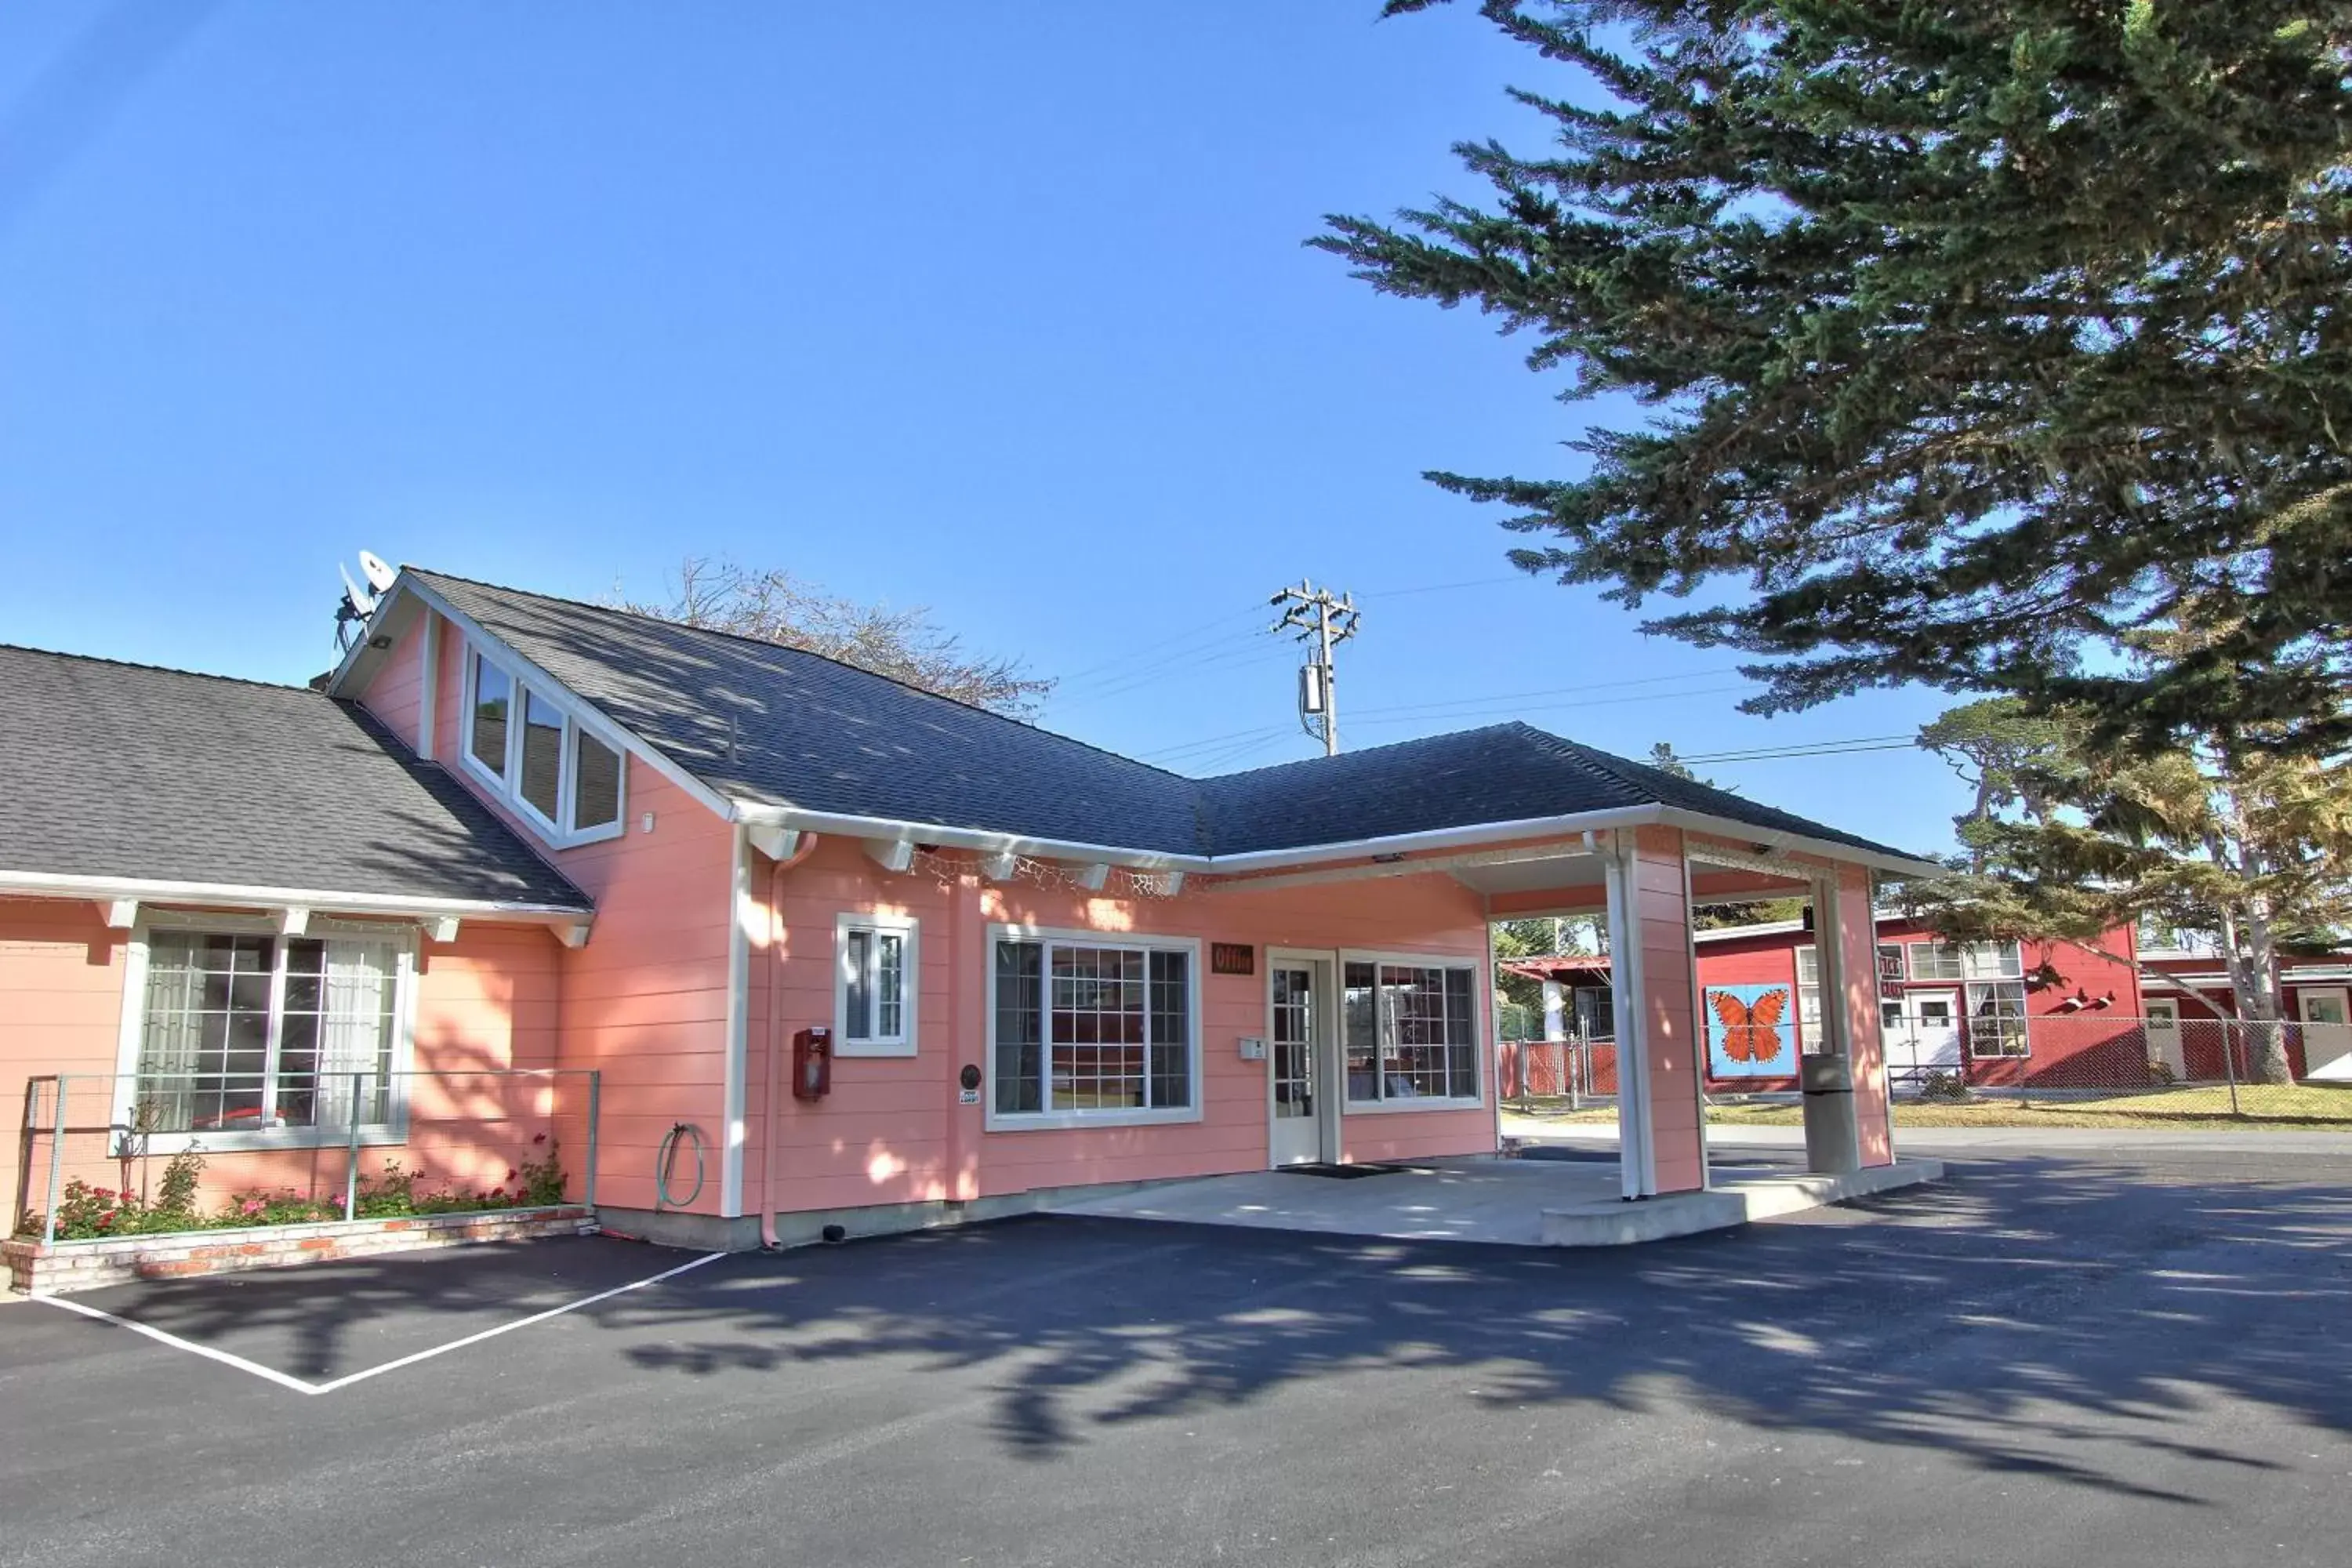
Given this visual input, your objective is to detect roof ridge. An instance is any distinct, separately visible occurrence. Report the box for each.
[406,567,1203,786]
[0,641,323,695]
[1196,720,1528,782]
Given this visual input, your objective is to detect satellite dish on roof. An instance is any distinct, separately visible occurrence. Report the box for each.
[357,549,397,593]
[339,563,377,619]
[333,563,379,653]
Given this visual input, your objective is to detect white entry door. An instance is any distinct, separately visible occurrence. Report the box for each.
[1896,991,1962,1074]
[1269,959,1334,1166]
[2145,999,2187,1078]
[2299,987,2352,1082]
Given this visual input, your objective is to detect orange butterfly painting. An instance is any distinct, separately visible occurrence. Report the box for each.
[1707,985,1791,1069]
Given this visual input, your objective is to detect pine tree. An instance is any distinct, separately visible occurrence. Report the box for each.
[1902,695,2352,1083]
[1318,1,2352,755]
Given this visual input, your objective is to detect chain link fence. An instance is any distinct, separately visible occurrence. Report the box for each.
[1906,1013,2352,1120]
[14,1068,600,1244]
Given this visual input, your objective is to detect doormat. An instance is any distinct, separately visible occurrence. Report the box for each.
[1279,1162,1407,1180]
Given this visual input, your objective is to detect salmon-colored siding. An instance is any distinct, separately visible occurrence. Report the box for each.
[1626,828,1706,1193]
[1,900,129,1221]
[397,610,739,1216]
[2,898,572,1220]
[361,607,429,751]
[748,836,1499,1216]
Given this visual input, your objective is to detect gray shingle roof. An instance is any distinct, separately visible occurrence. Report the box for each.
[1197,723,1920,861]
[408,571,1929,867]
[411,569,1209,853]
[0,645,591,912]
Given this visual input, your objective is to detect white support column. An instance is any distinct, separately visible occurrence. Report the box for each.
[979,851,1019,882]
[865,839,916,874]
[1602,840,1655,1199]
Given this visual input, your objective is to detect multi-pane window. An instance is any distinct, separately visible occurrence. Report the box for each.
[461,642,626,845]
[1965,979,2030,1056]
[1342,960,1479,1104]
[129,928,403,1144]
[837,916,915,1055]
[1795,945,1828,1052]
[1876,943,1906,985]
[991,936,1193,1120]
[1907,941,1965,982]
[1960,942,2024,981]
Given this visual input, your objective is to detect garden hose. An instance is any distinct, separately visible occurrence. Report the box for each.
[654,1122,706,1212]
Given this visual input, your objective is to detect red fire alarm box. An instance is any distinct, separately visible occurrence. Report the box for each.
[793,1025,833,1102]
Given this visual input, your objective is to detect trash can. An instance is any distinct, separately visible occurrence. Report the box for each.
[1800,1052,1860,1174]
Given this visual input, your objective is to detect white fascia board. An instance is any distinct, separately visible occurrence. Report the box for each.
[360,574,744,829]
[0,870,590,926]
[1202,806,1664,874]
[1656,808,1946,880]
[728,802,1210,872]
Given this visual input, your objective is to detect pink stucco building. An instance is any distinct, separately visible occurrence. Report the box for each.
[3,568,1937,1250]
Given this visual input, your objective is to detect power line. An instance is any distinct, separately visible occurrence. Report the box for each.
[1054,575,1526,704]
[1680,737,1920,764]
[1133,667,1759,763]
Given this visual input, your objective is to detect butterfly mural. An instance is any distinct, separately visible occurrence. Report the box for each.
[1705,984,1791,1076]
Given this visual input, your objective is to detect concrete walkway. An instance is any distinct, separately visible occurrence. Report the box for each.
[1051,1152,1944,1247]
[1053,1158,1616,1246]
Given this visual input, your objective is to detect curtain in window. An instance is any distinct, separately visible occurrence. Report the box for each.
[136,933,206,1132]
[318,939,397,1126]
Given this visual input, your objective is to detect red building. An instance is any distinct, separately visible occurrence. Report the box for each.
[1501,913,2352,1094]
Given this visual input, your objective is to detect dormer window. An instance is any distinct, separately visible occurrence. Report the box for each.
[468,652,512,782]
[460,641,627,848]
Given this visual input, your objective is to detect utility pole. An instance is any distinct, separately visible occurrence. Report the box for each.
[1269,579,1359,757]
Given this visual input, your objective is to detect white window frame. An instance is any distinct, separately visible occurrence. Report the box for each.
[109,911,418,1155]
[1339,948,1486,1113]
[1907,941,1965,982]
[983,924,1203,1132]
[1964,978,2031,1057]
[834,913,918,1058]
[1794,944,1827,1051]
[1960,941,2024,982]
[459,639,628,850]
[2144,999,2180,1033]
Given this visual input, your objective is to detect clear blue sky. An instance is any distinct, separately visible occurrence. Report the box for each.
[0,1,1968,855]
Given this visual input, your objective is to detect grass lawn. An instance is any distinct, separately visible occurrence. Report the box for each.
[1507,1083,2352,1131]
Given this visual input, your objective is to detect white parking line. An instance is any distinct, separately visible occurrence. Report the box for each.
[39,1250,730,1397]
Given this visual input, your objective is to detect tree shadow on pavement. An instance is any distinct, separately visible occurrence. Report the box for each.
[89,1152,2352,1499]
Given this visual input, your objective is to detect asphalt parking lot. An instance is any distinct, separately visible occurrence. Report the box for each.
[5,1144,2351,1568]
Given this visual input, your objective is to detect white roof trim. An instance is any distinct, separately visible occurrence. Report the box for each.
[0,870,591,924]
[331,573,744,829]
[728,802,1210,872]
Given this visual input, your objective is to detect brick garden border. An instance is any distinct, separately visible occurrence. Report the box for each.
[5,1207,597,1297]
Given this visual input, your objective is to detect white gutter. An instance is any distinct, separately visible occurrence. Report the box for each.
[727,801,1210,873]
[0,870,592,925]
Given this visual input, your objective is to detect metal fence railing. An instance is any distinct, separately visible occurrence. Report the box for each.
[14,1068,600,1246]
[1496,1014,2352,1123]
[1496,1038,1619,1105]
